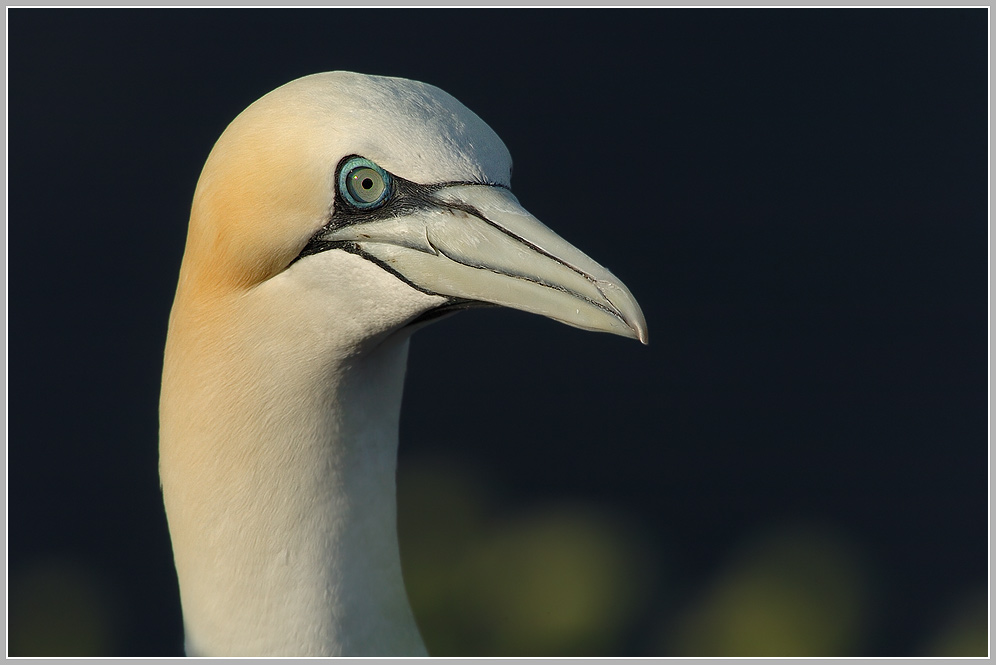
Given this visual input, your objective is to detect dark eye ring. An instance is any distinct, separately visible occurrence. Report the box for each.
[338,157,392,209]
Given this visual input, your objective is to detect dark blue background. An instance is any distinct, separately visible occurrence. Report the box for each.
[8,8,987,656]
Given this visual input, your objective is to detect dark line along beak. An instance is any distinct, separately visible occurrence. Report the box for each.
[319,184,649,344]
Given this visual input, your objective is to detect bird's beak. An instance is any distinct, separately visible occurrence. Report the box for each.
[321,184,649,344]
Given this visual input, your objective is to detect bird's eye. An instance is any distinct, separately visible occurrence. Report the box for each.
[339,157,392,209]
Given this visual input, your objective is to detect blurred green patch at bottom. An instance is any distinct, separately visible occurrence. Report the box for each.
[398,455,662,656]
[9,558,119,656]
[662,523,870,656]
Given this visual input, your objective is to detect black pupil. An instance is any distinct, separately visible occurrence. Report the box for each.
[361,177,374,190]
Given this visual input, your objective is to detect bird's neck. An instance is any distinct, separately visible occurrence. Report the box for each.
[159,291,426,656]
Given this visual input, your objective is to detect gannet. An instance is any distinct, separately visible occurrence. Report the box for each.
[159,71,648,657]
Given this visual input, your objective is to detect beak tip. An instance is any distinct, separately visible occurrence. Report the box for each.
[630,318,650,345]
[595,278,648,345]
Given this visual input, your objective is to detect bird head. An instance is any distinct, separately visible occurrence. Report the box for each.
[176,71,648,348]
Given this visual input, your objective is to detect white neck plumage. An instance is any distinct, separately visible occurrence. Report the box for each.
[160,256,435,656]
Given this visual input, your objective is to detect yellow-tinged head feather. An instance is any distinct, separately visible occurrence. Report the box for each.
[176,72,512,299]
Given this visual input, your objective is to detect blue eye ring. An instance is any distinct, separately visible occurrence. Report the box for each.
[338,157,392,210]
